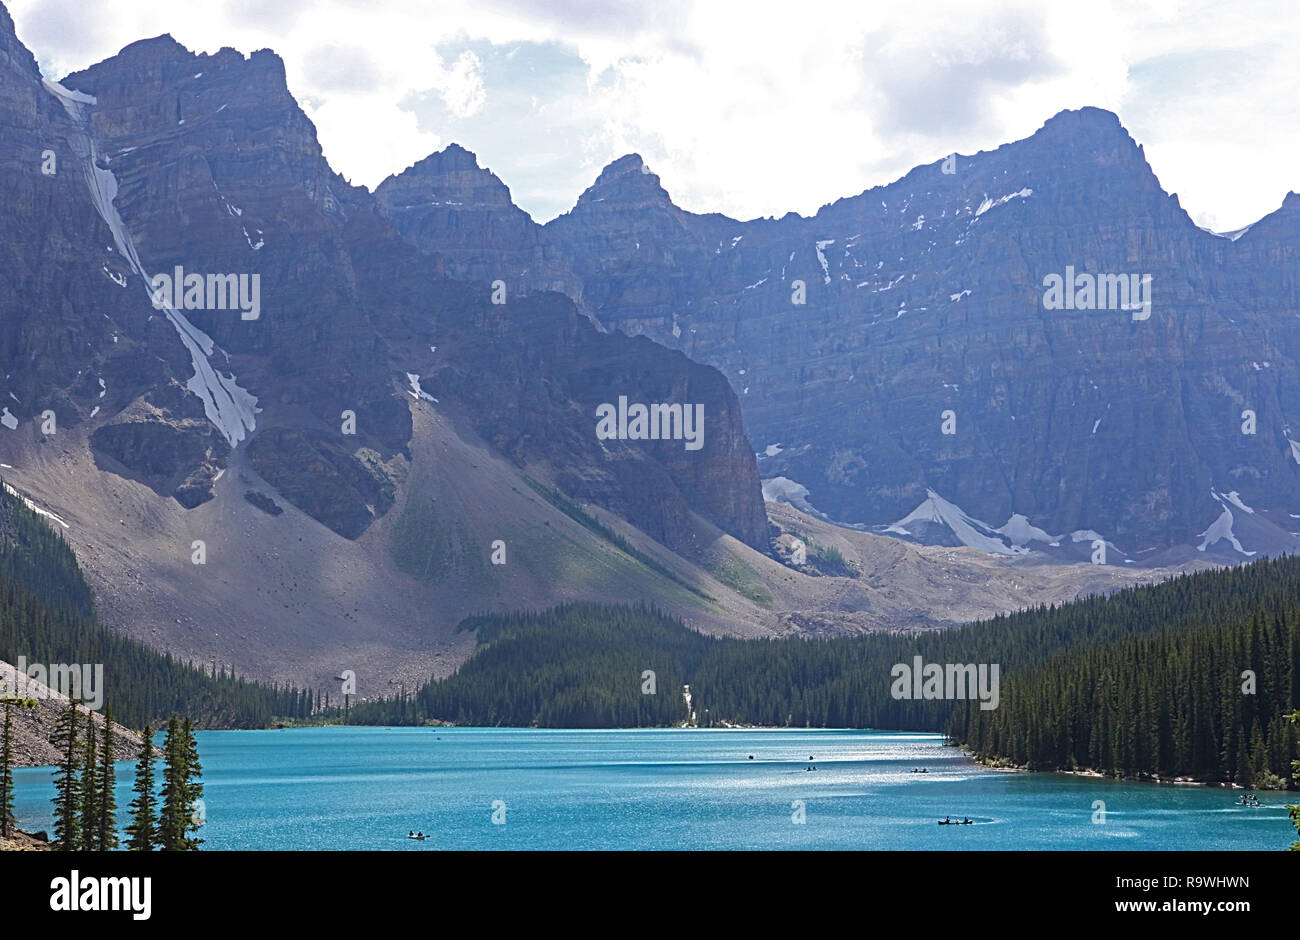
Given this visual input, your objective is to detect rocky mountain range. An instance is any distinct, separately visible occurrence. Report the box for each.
[378,109,1300,567]
[0,2,777,543]
[0,4,1216,688]
[0,6,779,683]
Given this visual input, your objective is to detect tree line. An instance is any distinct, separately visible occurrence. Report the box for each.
[0,481,314,728]
[341,556,1300,789]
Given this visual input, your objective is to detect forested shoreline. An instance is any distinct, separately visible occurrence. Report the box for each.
[344,558,1300,788]
[949,606,1298,785]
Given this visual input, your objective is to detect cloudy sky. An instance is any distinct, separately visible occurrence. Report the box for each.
[9,0,1299,230]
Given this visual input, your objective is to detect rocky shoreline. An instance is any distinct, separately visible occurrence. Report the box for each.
[967,752,1294,790]
[1,659,144,768]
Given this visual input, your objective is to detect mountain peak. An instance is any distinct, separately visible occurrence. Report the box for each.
[427,142,484,172]
[1040,105,1125,132]
[384,143,490,182]
[595,153,649,182]
[1227,190,1300,244]
[110,33,193,65]
[1033,106,1142,154]
[573,153,674,213]
[63,34,290,102]
[375,142,521,212]
[1011,104,1165,201]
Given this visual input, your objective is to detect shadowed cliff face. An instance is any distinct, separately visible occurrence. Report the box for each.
[349,225,769,552]
[0,15,769,551]
[378,111,1300,563]
[374,144,583,304]
[0,7,200,476]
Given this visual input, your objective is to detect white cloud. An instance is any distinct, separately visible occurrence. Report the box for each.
[441,49,486,117]
[8,0,1300,229]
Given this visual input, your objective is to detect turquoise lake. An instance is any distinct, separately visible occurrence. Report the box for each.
[12,727,1295,850]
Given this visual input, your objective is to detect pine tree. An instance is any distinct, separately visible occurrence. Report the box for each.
[1249,725,1270,785]
[1235,736,1254,788]
[158,715,187,851]
[125,724,157,851]
[0,704,14,839]
[78,718,98,850]
[97,705,118,850]
[1287,711,1300,851]
[180,717,203,849]
[51,699,80,851]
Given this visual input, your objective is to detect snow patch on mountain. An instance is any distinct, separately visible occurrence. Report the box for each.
[2,482,69,529]
[43,79,259,448]
[1222,491,1254,514]
[761,476,825,517]
[1198,491,1256,556]
[886,489,1026,555]
[995,513,1060,547]
[405,373,437,404]
[814,240,834,284]
[974,188,1032,217]
[1200,224,1253,241]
